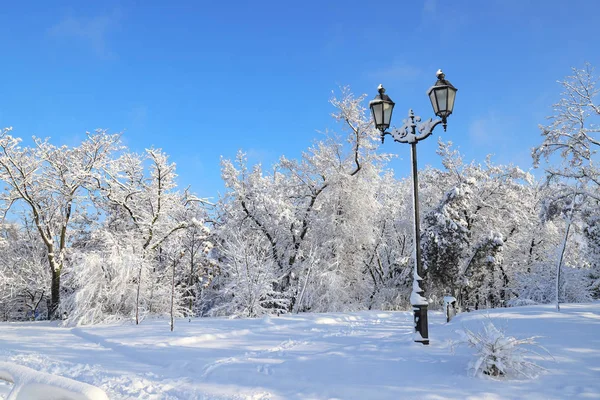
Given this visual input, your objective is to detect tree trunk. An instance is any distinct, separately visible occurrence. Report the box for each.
[135,264,143,325]
[556,218,572,312]
[188,248,196,315]
[556,192,577,312]
[295,263,313,314]
[49,268,61,320]
[170,259,176,332]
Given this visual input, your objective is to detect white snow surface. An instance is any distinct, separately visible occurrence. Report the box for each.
[1,303,600,399]
[0,361,108,399]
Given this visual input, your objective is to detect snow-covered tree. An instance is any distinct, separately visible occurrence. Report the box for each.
[531,64,600,302]
[178,203,216,316]
[348,172,414,311]
[0,129,120,318]
[582,209,600,297]
[421,141,538,309]
[215,88,389,314]
[89,148,210,324]
[210,228,288,317]
[61,147,213,325]
[0,221,48,320]
[63,229,143,325]
[421,180,471,301]
[532,63,600,201]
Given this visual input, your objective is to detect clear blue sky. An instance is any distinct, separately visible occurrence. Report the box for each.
[1,0,599,199]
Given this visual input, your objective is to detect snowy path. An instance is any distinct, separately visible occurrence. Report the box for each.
[1,304,600,399]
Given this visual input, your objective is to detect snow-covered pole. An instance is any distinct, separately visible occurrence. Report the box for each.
[409,137,429,344]
[555,189,577,312]
[370,71,457,345]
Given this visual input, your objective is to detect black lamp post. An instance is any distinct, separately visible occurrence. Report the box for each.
[370,69,457,345]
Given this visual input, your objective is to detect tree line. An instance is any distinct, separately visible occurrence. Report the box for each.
[0,65,598,325]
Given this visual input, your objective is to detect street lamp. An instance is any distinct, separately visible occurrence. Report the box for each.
[370,69,457,345]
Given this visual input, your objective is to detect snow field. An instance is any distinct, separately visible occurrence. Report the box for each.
[0,361,108,400]
[1,303,599,399]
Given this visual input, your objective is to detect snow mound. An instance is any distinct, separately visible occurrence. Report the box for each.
[0,362,108,400]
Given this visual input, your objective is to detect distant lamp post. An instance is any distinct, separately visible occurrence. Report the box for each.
[370,69,458,345]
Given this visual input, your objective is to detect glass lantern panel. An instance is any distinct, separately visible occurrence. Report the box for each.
[429,91,439,114]
[370,102,383,126]
[383,102,393,127]
[436,88,448,114]
[447,88,456,114]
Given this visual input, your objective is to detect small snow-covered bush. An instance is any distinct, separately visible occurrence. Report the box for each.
[457,320,548,378]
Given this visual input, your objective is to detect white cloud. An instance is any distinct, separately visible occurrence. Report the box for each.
[418,0,468,37]
[128,105,148,130]
[367,63,423,82]
[245,148,274,165]
[48,10,122,59]
[468,112,517,147]
[423,0,437,15]
[468,115,498,145]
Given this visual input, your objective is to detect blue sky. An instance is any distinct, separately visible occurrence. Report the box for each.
[0,0,599,199]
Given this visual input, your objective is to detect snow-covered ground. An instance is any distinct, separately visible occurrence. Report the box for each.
[1,303,599,399]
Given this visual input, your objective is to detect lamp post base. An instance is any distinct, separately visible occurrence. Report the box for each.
[413,304,429,345]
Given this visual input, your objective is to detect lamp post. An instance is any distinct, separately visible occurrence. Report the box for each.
[370,69,457,345]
